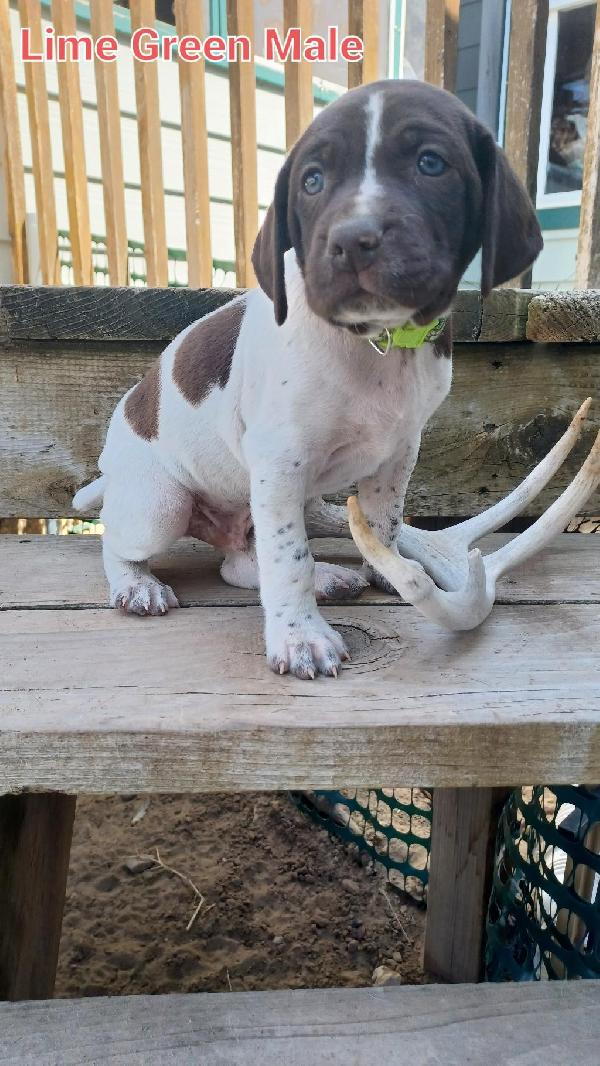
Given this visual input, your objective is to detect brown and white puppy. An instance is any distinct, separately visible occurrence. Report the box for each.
[74,80,542,679]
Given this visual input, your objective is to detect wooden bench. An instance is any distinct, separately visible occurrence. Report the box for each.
[1,982,600,1064]
[1,285,599,1057]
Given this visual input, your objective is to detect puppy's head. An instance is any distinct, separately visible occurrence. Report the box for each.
[252,80,542,333]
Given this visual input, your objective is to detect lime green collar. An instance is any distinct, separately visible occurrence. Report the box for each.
[369,317,447,355]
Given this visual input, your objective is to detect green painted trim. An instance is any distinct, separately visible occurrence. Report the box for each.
[537,206,581,232]
[209,0,227,38]
[38,0,341,106]
[392,0,404,79]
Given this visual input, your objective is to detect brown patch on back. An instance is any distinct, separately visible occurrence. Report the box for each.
[434,318,452,358]
[124,361,161,440]
[173,297,246,406]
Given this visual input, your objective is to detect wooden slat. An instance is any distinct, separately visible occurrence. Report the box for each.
[284,0,314,148]
[475,0,506,134]
[424,788,509,982]
[17,0,59,284]
[0,793,75,1000]
[2,533,599,610]
[502,0,549,288]
[424,0,460,92]
[227,1,258,287]
[0,285,238,341]
[1,333,598,519]
[1,983,599,1064]
[576,0,600,289]
[347,0,380,89]
[0,286,533,343]
[51,0,92,286]
[1,601,599,792]
[89,0,128,287]
[174,0,212,287]
[0,0,27,283]
[129,0,168,287]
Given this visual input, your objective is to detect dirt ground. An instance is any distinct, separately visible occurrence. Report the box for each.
[55,792,426,998]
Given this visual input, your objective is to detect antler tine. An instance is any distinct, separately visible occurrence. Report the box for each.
[447,397,593,545]
[485,428,600,584]
[347,496,493,629]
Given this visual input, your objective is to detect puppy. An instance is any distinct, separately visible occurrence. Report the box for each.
[74,80,542,679]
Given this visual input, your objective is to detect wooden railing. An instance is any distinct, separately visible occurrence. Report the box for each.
[0,0,598,289]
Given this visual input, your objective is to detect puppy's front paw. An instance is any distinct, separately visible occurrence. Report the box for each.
[315,562,369,603]
[111,576,179,616]
[267,615,349,679]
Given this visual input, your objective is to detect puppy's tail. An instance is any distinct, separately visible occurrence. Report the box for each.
[72,475,106,513]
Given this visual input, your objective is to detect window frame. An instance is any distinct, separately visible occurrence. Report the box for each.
[536,0,595,209]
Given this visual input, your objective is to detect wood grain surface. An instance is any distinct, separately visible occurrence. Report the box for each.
[0,287,534,342]
[1,533,599,609]
[1,595,599,791]
[1,336,597,518]
[0,793,75,1000]
[0,981,599,1065]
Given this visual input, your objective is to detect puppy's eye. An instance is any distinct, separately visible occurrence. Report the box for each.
[417,151,448,177]
[303,168,324,195]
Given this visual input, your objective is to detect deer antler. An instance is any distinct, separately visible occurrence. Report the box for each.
[348,399,600,631]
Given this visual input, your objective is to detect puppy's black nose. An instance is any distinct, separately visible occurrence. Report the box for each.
[328,218,382,272]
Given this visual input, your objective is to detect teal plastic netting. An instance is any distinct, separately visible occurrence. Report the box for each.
[294,789,431,902]
[487,785,600,980]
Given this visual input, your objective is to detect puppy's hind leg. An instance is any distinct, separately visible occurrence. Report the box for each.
[101,464,192,616]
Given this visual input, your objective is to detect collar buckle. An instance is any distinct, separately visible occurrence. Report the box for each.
[368,327,392,357]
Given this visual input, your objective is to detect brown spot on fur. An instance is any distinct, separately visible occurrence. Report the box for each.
[124,362,161,440]
[173,297,246,405]
[434,318,452,358]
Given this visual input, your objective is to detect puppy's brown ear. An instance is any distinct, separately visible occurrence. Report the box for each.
[252,157,292,325]
[477,130,543,295]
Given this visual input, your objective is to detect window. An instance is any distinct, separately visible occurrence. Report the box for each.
[538,0,597,207]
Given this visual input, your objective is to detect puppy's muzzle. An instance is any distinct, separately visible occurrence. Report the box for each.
[327,217,383,273]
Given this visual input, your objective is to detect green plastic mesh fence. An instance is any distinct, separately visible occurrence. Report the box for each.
[487,785,600,981]
[293,789,431,902]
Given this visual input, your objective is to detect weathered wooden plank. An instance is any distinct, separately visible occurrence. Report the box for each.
[347,0,380,89]
[284,0,314,148]
[1,336,598,519]
[51,0,92,287]
[0,0,27,283]
[477,288,536,342]
[576,0,600,289]
[17,0,59,284]
[1,602,599,792]
[0,286,238,341]
[476,0,506,134]
[0,793,75,1000]
[527,291,600,342]
[227,0,258,287]
[174,0,212,288]
[1,983,599,1065]
[424,0,459,92]
[424,787,509,982]
[89,0,128,287]
[1,533,598,610]
[0,287,535,342]
[129,0,168,287]
[502,0,549,288]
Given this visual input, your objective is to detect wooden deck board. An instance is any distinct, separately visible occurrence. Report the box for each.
[0,982,599,1065]
[1,533,599,610]
[1,594,598,791]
